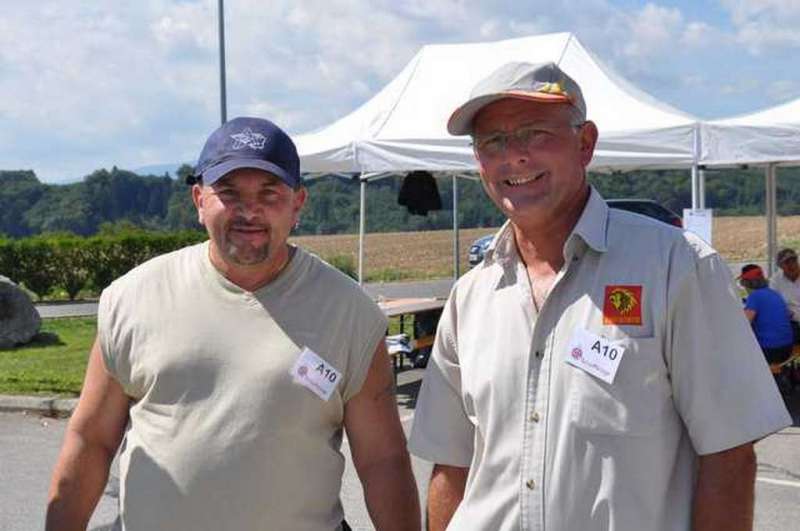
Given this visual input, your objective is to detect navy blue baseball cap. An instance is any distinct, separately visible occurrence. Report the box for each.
[189,116,302,188]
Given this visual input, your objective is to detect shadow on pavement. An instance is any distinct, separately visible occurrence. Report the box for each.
[782,387,800,427]
[397,376,422,410]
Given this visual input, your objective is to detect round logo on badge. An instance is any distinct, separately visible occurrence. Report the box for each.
[298,365,308,377]
[571,347,583,360]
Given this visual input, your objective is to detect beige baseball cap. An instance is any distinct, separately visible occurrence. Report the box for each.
[447,61,587,136]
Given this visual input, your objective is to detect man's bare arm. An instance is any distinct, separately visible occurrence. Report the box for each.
[344,341,420,530]
[46,337,130,531]
[692,442,757,531]
[427,464,468,531]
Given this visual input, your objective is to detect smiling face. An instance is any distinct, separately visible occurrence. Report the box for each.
[472,98,597,232]
[192,168,306,284]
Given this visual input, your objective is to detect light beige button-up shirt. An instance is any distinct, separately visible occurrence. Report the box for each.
[410,188,791,531]
[770,270,800,322]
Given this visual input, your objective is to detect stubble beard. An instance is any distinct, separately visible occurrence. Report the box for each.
[224,238,271,266]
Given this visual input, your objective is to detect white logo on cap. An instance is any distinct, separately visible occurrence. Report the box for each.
[230,128,267,150]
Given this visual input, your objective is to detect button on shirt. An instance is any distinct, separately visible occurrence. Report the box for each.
[409,188,791,531]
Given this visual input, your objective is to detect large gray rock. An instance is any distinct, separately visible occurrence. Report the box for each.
[0,275,41,349]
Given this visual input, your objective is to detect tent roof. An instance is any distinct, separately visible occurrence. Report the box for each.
[296,32,699,175]
[701,97,800,167]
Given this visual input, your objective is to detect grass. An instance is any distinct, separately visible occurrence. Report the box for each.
[8,214,797,396]
[0,315,411,397]
[0,317,95,396]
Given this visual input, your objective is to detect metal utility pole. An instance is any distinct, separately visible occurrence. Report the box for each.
[218,0,227,124]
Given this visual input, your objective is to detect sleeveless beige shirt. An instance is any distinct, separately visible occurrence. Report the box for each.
[99,242,387,530]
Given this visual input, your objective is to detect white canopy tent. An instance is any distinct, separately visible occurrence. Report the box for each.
[701,98,800,167]
[701,98,800,275]
[295,33,702,282]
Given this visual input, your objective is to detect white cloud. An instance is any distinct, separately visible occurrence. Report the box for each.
[1,0,799,182]
[479,19,502,39]
[393,0,470,26]
[620,3,683,59]
[681,21,716,48]
[767,80,799,102]
[719,78,761,96]
[720,0,800,53]
[682,73,706,89]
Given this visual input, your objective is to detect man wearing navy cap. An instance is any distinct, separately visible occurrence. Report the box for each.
[47,117,420,531]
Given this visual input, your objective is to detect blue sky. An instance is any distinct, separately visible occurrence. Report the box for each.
[3,0,799,183]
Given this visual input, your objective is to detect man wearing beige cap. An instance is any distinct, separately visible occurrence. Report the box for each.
[409,62,790,531]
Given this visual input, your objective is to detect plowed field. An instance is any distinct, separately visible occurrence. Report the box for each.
[290,216,800,279]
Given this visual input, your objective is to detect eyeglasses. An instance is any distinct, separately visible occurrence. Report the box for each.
[471,122,585,156]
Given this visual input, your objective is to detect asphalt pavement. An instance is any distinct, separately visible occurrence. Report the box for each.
[33,261,764,319]
[0,367,427,531]
[13,274,800,529]
[2,367,800,531]
[34,279,456,319]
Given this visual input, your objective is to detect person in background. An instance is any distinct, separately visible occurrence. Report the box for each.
[770,247,800,342]
[741,264,794,395]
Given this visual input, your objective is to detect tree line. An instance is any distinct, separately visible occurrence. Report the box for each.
[2,165,800,239]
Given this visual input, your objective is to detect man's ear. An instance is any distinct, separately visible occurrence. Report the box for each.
[293,186,307,215]
[191,184,205,225]
[578,121,598,167]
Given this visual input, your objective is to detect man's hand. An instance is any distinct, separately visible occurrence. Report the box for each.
[46,337,130,531]
[693,442,757,531]
[344,341,420,530]
[427,464,468,531]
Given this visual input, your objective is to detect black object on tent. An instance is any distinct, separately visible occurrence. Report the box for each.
[397,171,442,216]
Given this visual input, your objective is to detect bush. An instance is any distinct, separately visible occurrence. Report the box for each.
[0,236,14,281]
[324,254,357,280]
[13,236,58,299]
[2,230,207,299]
[48,233,92,300]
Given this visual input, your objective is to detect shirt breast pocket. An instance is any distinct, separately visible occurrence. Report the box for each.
[569,337,672,436]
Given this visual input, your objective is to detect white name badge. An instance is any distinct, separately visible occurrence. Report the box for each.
[565,329,626,384]
[289,347,342,401]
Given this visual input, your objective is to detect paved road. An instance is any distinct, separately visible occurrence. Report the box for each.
[3,368,800,530]
[0,368,428,531]
[35,301,99,319]
[35,259,770,320]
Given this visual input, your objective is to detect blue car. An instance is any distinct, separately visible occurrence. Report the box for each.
[468,234,495,266]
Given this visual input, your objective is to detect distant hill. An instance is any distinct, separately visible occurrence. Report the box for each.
[133,162,187,178]
[2,165,800,238]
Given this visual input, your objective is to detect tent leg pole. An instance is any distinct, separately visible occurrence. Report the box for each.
[453,174,459,280]
[691,164,699,210]
[766,164,777,278]
[698,168,706,210]
[358,175,366,285]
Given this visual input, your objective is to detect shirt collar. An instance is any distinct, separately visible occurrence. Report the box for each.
[483,186,609,269]
[565,186,609,257]
[482,219,515,267]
